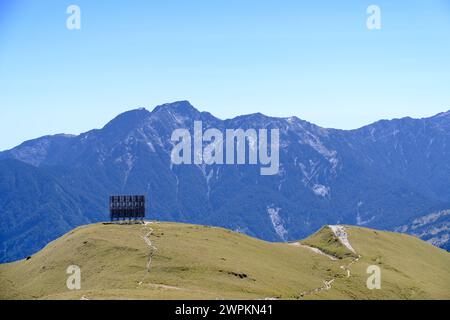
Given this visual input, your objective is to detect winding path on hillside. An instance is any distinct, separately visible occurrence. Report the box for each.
[298,225,362,299]
[137,221,158,287]
[290,242,338,261]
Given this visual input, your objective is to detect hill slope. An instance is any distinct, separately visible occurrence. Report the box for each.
[0,222,449,300]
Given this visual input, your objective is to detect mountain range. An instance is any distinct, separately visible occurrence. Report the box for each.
[1,101,450,262]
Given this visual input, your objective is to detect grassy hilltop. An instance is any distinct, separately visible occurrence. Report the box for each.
[0,222,449,300]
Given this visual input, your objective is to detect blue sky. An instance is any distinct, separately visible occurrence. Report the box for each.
[0,0,449,150]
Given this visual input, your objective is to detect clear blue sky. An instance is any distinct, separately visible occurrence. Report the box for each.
[0,0,449,150]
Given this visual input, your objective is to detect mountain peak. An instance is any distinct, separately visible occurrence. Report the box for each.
[228,112,271,125]
[102,107,151,132]
[152,100,199,115]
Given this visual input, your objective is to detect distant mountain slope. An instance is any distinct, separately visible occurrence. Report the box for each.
[1,101,450,262]
[395,210,450,251]
[0,159,96,262]
[0,222,449,300]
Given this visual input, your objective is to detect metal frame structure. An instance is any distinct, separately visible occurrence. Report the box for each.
[109,195,145,222]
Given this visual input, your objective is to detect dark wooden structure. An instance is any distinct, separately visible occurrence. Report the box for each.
[109,195,145,221]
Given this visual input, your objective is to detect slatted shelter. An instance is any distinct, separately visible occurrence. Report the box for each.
[109,195,145,221]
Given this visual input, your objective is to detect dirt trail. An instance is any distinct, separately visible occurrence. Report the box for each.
[340,254,361,278]
[137,221,158,287]
[290,242,338,261]
[299,225,361,299]
[299,278,335,298]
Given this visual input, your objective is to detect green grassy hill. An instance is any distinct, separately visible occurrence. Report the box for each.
[0,222,449,300]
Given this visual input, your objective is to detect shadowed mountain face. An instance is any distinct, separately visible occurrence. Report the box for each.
[1,101,450,262]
